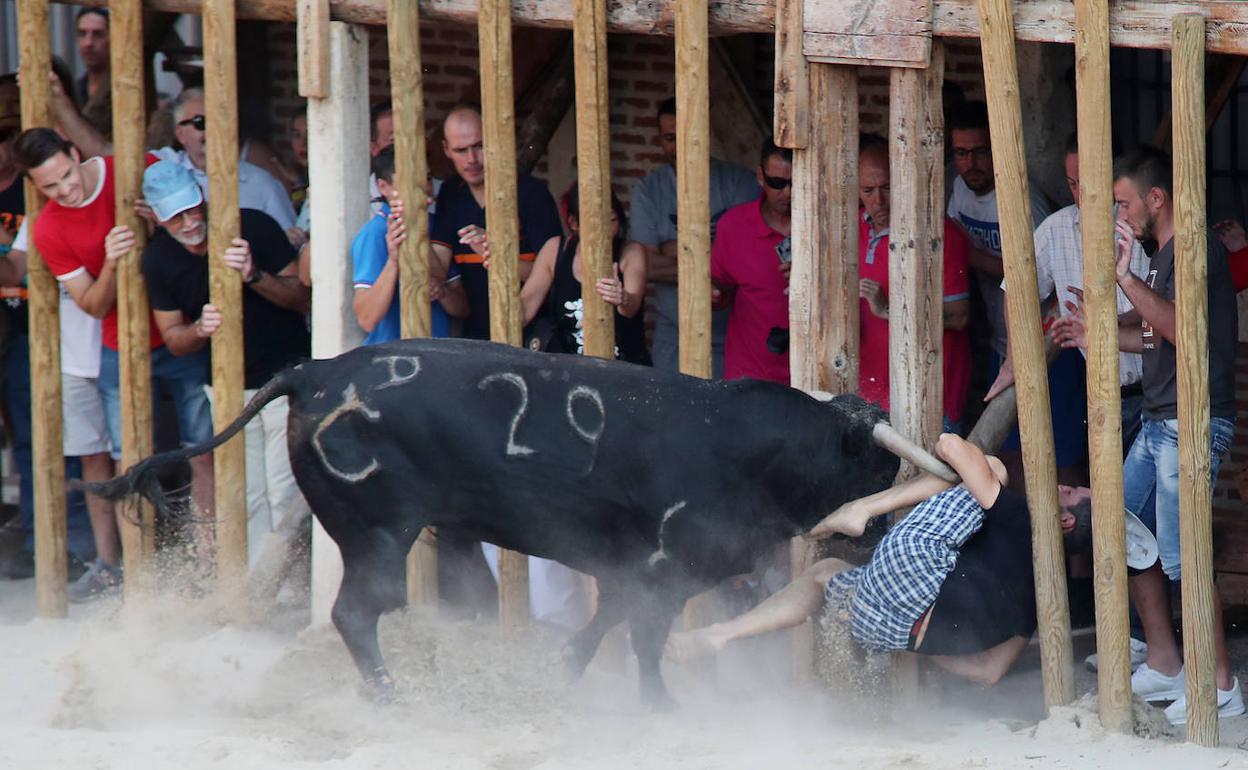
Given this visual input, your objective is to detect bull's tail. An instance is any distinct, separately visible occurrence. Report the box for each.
[85,364,304,516]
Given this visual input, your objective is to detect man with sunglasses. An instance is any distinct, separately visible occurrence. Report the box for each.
[709,138,794,385]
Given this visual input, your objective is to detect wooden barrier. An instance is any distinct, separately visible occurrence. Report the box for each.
[386,0,438,608]
[1073,0,1132,734]
[307,21,370,624]
[975,0,1074,712]
[204,0,248,605]
[788,61,858,678]
[16,0,68,618]
[111,0,156,591]
[573,0,615,360]
[773,0,807,149]
[1172,13,1217,747]
[479,0,531,631]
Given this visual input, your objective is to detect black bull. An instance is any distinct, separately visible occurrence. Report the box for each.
[90,338,900,706]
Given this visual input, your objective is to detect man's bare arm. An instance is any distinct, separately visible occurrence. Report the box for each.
[1118,272,1176,345]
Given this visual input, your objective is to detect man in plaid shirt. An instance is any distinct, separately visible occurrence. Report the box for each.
[668,433,1088,687]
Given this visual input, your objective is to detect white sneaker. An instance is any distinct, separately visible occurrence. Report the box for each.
[1084,637,1148,673]
[1164,677,1246,725]
[1131,662,1185,702]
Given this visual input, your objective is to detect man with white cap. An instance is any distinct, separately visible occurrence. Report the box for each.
[136,160,311,578]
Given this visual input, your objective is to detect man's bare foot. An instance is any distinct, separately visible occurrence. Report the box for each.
[665,625,731,662]
[807,503,872,539]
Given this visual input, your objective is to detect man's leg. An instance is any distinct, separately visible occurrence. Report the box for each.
[240,387,271,568]
[928,635,1029,688]
[157,349,215,561]
[665,557,851,660]
[1130,564,1181,675]
[80,452,119,565]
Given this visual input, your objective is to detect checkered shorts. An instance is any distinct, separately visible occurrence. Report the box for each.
[825,485,987,653]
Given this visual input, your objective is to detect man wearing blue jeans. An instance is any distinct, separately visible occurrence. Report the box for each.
[1053,146,1242,724]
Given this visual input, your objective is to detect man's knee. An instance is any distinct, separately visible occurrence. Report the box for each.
[806,557,852,586]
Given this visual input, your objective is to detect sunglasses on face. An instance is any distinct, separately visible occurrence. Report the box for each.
[762,173,792,190]
[177,114,206,131]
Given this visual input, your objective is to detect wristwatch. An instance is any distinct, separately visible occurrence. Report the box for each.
[246,269,264,285]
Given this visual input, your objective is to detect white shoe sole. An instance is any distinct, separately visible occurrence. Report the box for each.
[1166,702,1246,726]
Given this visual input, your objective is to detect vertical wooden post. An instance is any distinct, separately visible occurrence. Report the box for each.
[16,0,67,618]
[203,0,247,606]
[773,0,808,149]
[1172,13,1218,747]
[111,0,155,591]
[788,61,858,678]
[675,0,715,638]
[479,0,530,632]
[387,0,437,608]
[1074,0,1132,734]
[296,0,329,99]
[975,0,1075,712]
[307,21,370,625]
[573,0,615,360]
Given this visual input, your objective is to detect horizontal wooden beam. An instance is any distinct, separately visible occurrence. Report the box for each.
[49,0,1248,56]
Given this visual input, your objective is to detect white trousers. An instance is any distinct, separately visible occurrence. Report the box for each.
[242,391,311,568]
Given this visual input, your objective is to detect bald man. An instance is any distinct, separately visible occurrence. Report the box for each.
[856,133,973,431]
[429,104,563,342]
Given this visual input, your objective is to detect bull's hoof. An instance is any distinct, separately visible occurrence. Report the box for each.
[641,689,678,713]
[361,671,403,705]
[560,643,591,681]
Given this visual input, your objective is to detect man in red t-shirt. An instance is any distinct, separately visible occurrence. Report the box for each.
[710,138,792,385]
[856,134,973,429]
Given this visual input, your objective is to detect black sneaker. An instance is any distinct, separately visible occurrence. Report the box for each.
[66,558,122,603]
[0,550,33,580]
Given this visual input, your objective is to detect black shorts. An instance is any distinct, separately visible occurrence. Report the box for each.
[915,488,1038,656]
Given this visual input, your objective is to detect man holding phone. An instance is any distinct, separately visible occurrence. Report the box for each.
[352,145,468,344]
[710,138,794,385]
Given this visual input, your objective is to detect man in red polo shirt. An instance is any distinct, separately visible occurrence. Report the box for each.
[710,138,792,384]
[857,133,973,430]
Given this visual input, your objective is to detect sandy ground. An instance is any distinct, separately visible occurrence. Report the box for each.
[2,579,1248,770]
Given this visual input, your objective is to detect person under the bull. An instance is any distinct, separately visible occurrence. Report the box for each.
[667,432,1094,687]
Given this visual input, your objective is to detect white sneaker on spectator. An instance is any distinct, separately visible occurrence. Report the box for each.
[1084,637,1148,672]
[1164,678,1246,725]
[1131,662,1185,702]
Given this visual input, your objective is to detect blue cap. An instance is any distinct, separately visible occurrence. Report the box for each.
[142,160,204,221]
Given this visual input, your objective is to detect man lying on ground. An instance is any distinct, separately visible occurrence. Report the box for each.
[667,433,1087,687]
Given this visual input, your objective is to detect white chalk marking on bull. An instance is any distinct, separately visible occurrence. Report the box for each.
[565,385,606,471]
[477,372,537,457]
[312,384,383,482]
[647,500,687,568]
[373,354,422,390]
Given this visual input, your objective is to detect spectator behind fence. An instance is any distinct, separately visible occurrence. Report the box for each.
[352,145,467,344]
[431,103,562,342]
[511,184,647,363]
[138,160,313,575]
[710,137,794,386]
[855,133,972,431]
[287,108,310,231]
[75,8,112,139]
[46,85,300,242]
[623,96,759,378]
[1051,146,1242,724]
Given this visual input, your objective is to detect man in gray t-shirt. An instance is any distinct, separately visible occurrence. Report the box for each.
[623,97,759,377]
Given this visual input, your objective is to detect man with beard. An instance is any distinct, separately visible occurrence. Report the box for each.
[709,138,795,385]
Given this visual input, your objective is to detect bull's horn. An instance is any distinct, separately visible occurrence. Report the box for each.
[871,423,961,484]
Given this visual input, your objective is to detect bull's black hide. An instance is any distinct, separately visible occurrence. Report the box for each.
[92,338,899,707]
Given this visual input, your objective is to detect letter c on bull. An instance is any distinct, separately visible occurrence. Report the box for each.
[313,384,383,483]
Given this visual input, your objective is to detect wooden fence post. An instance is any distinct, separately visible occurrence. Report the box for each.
[479,0,531,632]
[386,0,438,608]
[307,21,370,625]
[111,0,156,591]
[1073,0,1132,734]
[16,0,67,618]
[975,0,1075,712]
[1172,13,1218,747]
[773,0,808,149]
[573,0,615,360]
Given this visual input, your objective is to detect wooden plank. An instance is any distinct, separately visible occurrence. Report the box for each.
[479,0,530,632]
[17,0,67,619]
[204,0,247,607]
[296,0,330,98]
[515,44,575,175]
[1074,0,1132,735]
[788,61,858,680]
[975,0,1074,713]
[803,0,932,67]
[1172,13,1217,748]
[307,21,370,625]
[773,0,807,148]
[573,0,614,360]
[110,0,156,591]
[388,0,437,607]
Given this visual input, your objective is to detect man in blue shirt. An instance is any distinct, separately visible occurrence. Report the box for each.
[352,145,467,344]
